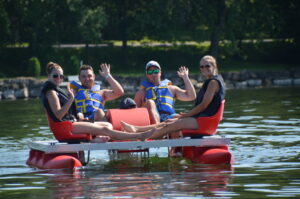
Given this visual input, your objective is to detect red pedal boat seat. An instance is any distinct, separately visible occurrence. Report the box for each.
[182,100,225,137]
[46,113,92,143]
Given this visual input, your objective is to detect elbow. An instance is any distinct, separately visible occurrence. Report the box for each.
[186,92,196,101]
[191,93,197,100]
[54,112,63,120]
[120,88,125,96]
[116,88,125,97]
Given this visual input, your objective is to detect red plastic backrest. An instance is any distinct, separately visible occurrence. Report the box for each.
[182,100,225,136]
[106,108,151,130]
[46,113,92,142]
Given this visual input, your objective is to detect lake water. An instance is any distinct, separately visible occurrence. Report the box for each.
[0,87,299,198]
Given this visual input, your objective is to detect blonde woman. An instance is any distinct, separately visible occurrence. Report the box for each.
[40,62,152,141]
[122,55,225,139]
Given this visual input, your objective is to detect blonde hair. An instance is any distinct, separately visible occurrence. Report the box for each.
[200,55,218,74]
[46,62,62,74]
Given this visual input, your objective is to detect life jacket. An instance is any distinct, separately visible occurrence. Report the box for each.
[41,81,77,122]
[193,75,225,118]
[70,81,104,118]
[141,79,175,115]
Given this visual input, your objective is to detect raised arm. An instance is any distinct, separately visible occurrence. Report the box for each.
[99,63,124,101]
[46,84,74,120]
[172,66,196,101]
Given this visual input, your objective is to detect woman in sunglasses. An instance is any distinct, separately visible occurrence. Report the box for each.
[122,55,225,140]
[40,62,153,142]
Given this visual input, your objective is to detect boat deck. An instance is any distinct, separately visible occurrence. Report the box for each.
[28,136,230,154]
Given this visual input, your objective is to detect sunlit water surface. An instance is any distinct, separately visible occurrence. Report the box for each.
[0,87,299,198]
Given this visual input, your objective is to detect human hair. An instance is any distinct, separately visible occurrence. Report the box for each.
[79,64,94,74]
[46,62,62,74]
[200,55,218,74]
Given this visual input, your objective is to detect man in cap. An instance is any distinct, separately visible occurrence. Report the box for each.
[134,60,196,124]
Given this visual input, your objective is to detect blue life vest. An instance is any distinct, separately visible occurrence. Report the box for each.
[141,79,175,115]
[70,81,104,119]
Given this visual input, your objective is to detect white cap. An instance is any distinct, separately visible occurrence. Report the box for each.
[145,60,161,70]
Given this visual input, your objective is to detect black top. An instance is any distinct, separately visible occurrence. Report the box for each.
[192,75,225,118]
[40,81,77,122]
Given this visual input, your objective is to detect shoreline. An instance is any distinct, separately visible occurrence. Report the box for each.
[0,69,300,100]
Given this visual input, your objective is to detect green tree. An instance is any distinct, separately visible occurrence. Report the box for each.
[69,0,107,63]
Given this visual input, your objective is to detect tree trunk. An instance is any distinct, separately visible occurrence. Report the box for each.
[122,31,128,68]
[85,43,89,63]
[119,0,128,68]
[209,0,227,58]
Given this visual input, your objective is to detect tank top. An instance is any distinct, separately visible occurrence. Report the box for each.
[40,81,77,122]
[192,75,225,118]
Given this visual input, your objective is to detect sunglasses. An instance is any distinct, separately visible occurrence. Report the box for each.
[146,69,160,75]
[200,64,211,69]
[52,74,64,79]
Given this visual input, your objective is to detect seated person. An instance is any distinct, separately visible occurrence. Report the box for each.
[134,60,196,124]
[121,55,225,140]
[70,64,124,122]
[41,61,153,142]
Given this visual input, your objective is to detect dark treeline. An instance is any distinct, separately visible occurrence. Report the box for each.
[0,0,299,77]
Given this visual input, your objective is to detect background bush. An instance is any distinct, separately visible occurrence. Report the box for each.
[27,57,41,77]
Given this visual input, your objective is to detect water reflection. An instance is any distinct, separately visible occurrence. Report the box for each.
[44,163,233,198]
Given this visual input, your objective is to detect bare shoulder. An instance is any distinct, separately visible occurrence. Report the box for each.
[207,79,220,92]
[208,79,219,87]
[46,90,56,97]
[100,89,110,94]
[100,89,111,100]
[168,85,181,95]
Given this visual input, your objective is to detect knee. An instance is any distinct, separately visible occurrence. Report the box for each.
[99,122,113,130]
[105,122,113,130]
[95,109,105,116]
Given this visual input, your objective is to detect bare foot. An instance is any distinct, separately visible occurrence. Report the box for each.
[169,147,182,158]
[120,121,136,132]
[91,136,110,143]
[139,128,155,141]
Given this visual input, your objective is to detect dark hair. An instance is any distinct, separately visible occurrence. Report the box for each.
[79,64,94,74]
[46,62,62,74]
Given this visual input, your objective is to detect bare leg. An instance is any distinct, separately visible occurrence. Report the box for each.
[121,119,177,133]
[94,109,107,122]
[72,122,153,141]
[121,121,158,132]
[149,117,198,139]
[94,121,113,129]
[168,130,183,157]
[91,136,110,143]
[145,99,160,124]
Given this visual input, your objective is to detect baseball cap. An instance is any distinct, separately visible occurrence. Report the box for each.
[145,60,161,70]
[119,97,137,109]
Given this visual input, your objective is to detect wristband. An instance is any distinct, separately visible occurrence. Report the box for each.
[105,74,112,80]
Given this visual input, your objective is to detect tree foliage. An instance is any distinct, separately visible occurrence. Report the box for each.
[0,0,298,64]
